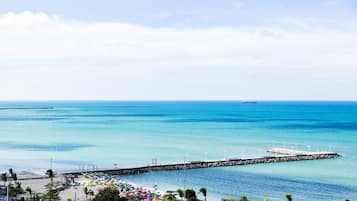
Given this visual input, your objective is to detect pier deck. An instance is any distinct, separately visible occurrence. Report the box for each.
[62,148,340,176]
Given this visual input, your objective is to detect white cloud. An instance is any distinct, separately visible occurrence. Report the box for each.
[0,11,356,100]
[234,1,246,9]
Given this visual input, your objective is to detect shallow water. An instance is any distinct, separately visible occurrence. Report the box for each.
[0,101,356,200]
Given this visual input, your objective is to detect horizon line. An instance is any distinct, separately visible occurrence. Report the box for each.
[1,99,357,102]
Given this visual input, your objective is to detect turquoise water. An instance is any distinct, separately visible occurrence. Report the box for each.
[0,101,356,200]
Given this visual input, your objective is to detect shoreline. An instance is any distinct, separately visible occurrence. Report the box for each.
[2,173,163,201]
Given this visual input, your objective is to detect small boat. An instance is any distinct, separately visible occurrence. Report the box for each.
[242,101,257,104]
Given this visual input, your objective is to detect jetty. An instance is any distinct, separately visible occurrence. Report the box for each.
[62,148,340,176]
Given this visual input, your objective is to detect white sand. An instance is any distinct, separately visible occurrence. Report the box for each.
[19,174,162,201]
[20,177,87,201]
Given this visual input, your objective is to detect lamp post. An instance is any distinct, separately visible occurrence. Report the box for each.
[6,183,10,201]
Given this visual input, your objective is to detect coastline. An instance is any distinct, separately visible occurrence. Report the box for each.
[1,172,163,201]
[1,101,357,200]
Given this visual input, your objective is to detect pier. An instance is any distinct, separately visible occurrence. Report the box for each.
[62,148,340,176]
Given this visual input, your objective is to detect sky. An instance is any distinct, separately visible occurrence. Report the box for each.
[0,0,356,100]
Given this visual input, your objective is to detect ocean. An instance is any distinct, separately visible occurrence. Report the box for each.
[0,101,356,200]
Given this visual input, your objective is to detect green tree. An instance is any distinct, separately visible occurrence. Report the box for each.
[177,189,184,201]
[163,191,178,201]
[1,173,7,186]
[12,173,18,182]
[199,187,207,201]
[285,194,292,201]
[92,187,127,201]
[9,168,14,177]
[25,187,32,199]
[12,181,24,199]
[83,187,89,201]
[239,196,249,201]
[42,169,60,201]
[185,189,198,201]
[46,169,54,183]
[32,193,42,201]
[42,182,61,201]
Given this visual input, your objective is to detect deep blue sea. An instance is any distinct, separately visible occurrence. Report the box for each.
[0,101,356,200]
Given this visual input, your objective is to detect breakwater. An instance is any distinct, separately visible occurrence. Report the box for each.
[62,148,340,176]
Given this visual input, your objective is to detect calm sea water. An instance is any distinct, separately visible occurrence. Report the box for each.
[0,101,356,200]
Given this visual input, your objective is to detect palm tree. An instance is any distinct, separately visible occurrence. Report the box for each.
[83,187,89,201]
[199,187,207,201]
[185,189,198,201]
[286,194,292,201]
[26,187,32,199]
[12,173,18,183]
[1,173,7,186]
[46,169,54,183]
[177,189,184,201]
[14,181,22,200]
[8,168,14,177]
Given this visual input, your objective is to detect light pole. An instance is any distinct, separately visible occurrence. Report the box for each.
[7,183,9,201]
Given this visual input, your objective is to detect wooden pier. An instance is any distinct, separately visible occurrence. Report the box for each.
[62,148,340,176]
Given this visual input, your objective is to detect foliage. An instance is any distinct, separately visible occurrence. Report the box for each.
[0,173,7,196]
[199,187,207,201]
[285,194,292,201]
[176,189,184,200]
[41,181,62,201]
[9,169,14,177]
[41,189,60,201]
[83,187,89,201]
[25,187,32,197]
[0,169,25,199]
[185,189,199,201]
[92,187,128,201]
[30,193,42,201]
[9,182,24,197]
[163,190,178,201]
[1,173,7,185]
[46,169,54,183]
[13,173,18,182]
[239,196,249,201]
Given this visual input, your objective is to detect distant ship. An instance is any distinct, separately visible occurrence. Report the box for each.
[241,101,257,104]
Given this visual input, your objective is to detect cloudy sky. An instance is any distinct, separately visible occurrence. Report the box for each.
[0,0,356,100]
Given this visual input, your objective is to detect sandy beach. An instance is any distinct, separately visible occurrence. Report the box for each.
[16,172,161,201]
[20,177,87,201]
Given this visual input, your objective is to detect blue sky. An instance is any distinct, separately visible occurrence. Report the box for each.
[0,1,356,100]
[1,0,356,26]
